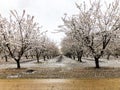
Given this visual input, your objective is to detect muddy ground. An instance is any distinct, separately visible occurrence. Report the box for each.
[1,79,120,90]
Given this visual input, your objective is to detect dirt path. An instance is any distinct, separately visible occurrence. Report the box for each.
[0,79,120,90]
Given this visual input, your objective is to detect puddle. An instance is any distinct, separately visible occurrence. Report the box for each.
[7,74,21,79]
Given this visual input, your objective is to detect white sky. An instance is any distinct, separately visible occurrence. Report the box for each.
[0,0,114,47]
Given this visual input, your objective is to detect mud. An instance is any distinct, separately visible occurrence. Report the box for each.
[0,79,120,90]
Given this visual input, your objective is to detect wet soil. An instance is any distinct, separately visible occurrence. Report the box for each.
[0,79,120,90]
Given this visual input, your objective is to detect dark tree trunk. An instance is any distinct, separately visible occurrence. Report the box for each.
[37,57,39,63]
[43,56,46,61]
[66,53,72,58]
[107,54,110,60]
[16,59,21,69]
[73,56,75,60]
[94,57,100,68]
[4,55,8,62]
[36,53,40,63]
[37,56,39,63]
[115,54,119,58]
[68,54,72,58]
[47,56,49,59]
[77,51,83,62]
[31,55,34,59]
[78,55,82,62]
[25,55,28,59]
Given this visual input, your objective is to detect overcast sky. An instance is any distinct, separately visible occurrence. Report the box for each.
[0,0,113,47]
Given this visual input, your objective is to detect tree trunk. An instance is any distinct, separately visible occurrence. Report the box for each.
[36,54,40,63]
[31,55,33,59]
[77,51,83,62]
[69,54,72,58]
[47,56,49,59]
[25,55,28,59]
[73,56,75,60]
[115,54,119,58]
[43,56,46,61]
[16,60,21,69]
[78,55,82,62]
[37,57,39,63]
[94,57,100,68]
[107,54,110,60]
[4,55,8,62]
